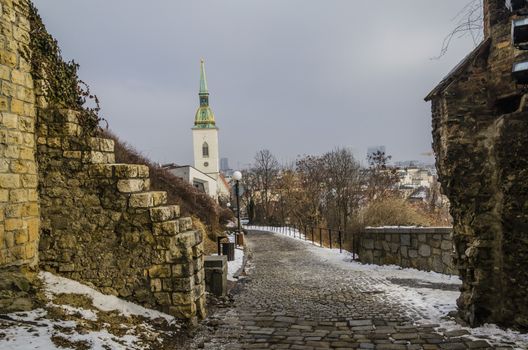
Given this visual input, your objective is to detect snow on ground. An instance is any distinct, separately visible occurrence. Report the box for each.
[228,247,245,281]
[0,272,182,350]
[42,272,174,322]
[247,225,528,349]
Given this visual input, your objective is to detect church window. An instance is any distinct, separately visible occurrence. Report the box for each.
[202,142,209,158]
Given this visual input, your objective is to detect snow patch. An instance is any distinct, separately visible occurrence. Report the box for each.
[228,247,245,281]
[41,271,174,322]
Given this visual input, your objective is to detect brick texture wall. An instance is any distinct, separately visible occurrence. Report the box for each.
[0,0,39,268]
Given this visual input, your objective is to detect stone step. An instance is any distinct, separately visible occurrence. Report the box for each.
[150,205,181,222]
[82,151,115,164]
[88,137,115,153]
[129,191,167,208]
[117,178,150,193]
[89,163,150,179]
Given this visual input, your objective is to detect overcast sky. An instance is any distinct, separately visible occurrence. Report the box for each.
[33,0,476,168]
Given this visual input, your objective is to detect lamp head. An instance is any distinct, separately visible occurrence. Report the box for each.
[233,171,242,181]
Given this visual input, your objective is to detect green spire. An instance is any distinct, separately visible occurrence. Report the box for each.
[199,58,208,94]
[194,59,217,129]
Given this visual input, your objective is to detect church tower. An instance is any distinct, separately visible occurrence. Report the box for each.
[192,59,220,180]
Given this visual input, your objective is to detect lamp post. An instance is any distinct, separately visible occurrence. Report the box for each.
[233,171,242,235]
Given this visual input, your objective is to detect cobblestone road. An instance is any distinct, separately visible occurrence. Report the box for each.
[188,231,514,350]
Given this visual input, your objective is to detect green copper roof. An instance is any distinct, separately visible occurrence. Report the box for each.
[194,59,217,129]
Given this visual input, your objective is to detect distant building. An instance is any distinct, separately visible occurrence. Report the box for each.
[220,157,229,172]
[163,163,218,197]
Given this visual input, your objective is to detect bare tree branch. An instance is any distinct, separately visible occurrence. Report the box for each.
[434,0,483,59]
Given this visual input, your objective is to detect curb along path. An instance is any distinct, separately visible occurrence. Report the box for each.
[189,230,516,349]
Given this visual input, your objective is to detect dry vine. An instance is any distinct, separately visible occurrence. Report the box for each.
[27,3,105,133]
[435,0,484,59]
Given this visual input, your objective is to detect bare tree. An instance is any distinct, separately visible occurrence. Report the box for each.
[253,149,280,222]
[240,169,258,224]
[365,151,399,202]
[322,148,362,233]
[296,155,326,227]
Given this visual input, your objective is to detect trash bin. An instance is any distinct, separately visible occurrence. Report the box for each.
[236,233,244,246]
[221,242,235,261]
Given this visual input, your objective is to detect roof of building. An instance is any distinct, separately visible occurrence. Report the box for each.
[162,164,217,181]
[424,38,491,101]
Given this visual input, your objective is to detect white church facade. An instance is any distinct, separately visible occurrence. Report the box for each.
[164,60,230,202]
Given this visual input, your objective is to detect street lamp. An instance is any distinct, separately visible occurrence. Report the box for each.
[233,171,242,235]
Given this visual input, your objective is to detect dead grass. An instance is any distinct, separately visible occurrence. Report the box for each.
[100,129,233,233]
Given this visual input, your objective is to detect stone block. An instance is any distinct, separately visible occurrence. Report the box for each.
[442,252,452,265]
[63,123,80,136]
[117,179,149,193]
[150,278,162,292]
[0,49,17,68]
[129,191,167,208]
[179,217,193,231]
[171,263,193,277]
[0,96,8,111]
[0,190,7,202]
[148,264,171,278]
[432,256,443,272]
[14,229,28,244]
[88,137,115,152]
[153,292,171,305]
[63,151,81,159]
[82,151,107,164]
[418,244,431,257]
[175,231,197,249]
[2,113,18,128]
[149,205,180,222]
[0,173,20,188]
[400,234,411,246]
[153,220,179,236]
[172,277,194,292]
[10,98,24,114]
[172,292,193,305]
[5,218,22,231]
[441,240,453,250]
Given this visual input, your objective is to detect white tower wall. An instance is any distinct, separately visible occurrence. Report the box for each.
[192,127,219,180]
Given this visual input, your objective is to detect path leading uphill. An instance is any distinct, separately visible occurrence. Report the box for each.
[188,230,521,349]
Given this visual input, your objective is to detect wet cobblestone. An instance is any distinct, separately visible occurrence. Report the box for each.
[188,231,514,349]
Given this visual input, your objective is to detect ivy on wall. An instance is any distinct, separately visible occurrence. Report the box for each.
[28,3,102,133]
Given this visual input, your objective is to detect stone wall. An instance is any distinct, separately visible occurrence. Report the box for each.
[0,0,39,268]
[35,109,206,320]
[425,0,528,330]
[0,0,207,321]
[359,227,456,275]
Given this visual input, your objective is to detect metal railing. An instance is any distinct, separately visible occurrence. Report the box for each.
[244,224,360,259]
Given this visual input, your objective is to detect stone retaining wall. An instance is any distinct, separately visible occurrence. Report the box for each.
[359,227,456,275]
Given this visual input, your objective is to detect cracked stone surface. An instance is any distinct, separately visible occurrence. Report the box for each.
[186,230,516,349]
